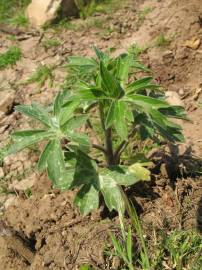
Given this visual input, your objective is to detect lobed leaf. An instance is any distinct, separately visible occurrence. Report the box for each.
[15,103,52,128]
[74,184,99,215]
[100,61,124,99]
[6,130,54,157]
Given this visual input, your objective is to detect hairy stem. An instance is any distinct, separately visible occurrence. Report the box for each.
[99,103,115,166]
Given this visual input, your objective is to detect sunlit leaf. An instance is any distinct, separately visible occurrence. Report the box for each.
[74,184,99,215]
[100,61,124,98]
[15,103,52,127]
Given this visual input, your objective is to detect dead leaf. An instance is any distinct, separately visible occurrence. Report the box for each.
[193,88,202,100]
[184,37,201,50]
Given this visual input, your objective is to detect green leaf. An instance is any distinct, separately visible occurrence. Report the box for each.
[67,132,90,152]
[99,173,125,214]
[132,61,150,72]
[105,101,116,128]
[59,100,80,126]
[53,90,68,117]
[127,226,133,264]
[114,101,128,140]
[125,94,169,109]
[71,151,99,188]
[127,77,159,94]
[61,115,88,131]
[12,129,46,138]
[6,130,54,157]
[100,165,149,187]
[74,184,99,215]
[47,140,74,190]
[15,103,52,128]
[149,109,184,142]
[159,106,188,120]
[115,54,132,84]
[128,163,150,181]
[69,88,107,101]
[93,46,109,61]
[37,141,53,171]
[100,61,124,98]
[67,56,97,70]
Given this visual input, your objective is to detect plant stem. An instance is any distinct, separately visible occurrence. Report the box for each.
[92,143,107,154]
[98,102,115,166]
[114,126,139,163]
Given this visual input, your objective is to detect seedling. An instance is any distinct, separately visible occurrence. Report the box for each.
[25,64,54,87]
[0,46,22,69]
[42,39,61,50]
[127,43,148,57]
[138,7,153,24]
[155,33,171,47]
[0,47,187,215]
[9,14,28,27]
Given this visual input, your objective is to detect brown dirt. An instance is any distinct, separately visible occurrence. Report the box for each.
[0,0,202,269]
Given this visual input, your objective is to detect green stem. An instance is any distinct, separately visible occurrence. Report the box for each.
[99,102,115,166]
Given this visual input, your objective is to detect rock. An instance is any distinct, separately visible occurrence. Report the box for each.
[165,91,184,107]
[0,90,15,114]
[8,173,37,192]
[26,0,78,28]
[26,0,62,28]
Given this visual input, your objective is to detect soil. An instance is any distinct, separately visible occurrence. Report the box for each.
[0,0,202,269]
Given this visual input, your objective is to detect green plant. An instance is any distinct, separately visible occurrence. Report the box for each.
[138,7,153,24]
[152,230,202,270]
[9,14,28,27]
[42,39,61,50]
[0,0,30,24]
[25,64,55,87]
[127,43,148,58]
[0,47,187,215]
[155,33,171,47]
[0,46,22,69]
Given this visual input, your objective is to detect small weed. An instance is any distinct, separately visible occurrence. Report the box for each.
[0,46,22,69]
[42,39,61,50]
[155,33,171,47]
[0,0,30,25]
[9,13,28,27]
[128,43,148,57]
[138,7,153,24]
[26,64,54,87]
[110,201,202,270]
[75,0,121,19]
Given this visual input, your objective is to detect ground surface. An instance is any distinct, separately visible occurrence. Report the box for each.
[0,0,202,269]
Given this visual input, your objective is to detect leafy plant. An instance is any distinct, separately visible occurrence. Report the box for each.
[9,13,28,27]
[0,46,22,69]
[138,7,153,24]
[42,39,61,50]
[0,47,187,216]
[155,33,171,47]
[25,64,55,87]
[0,0,30,24]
